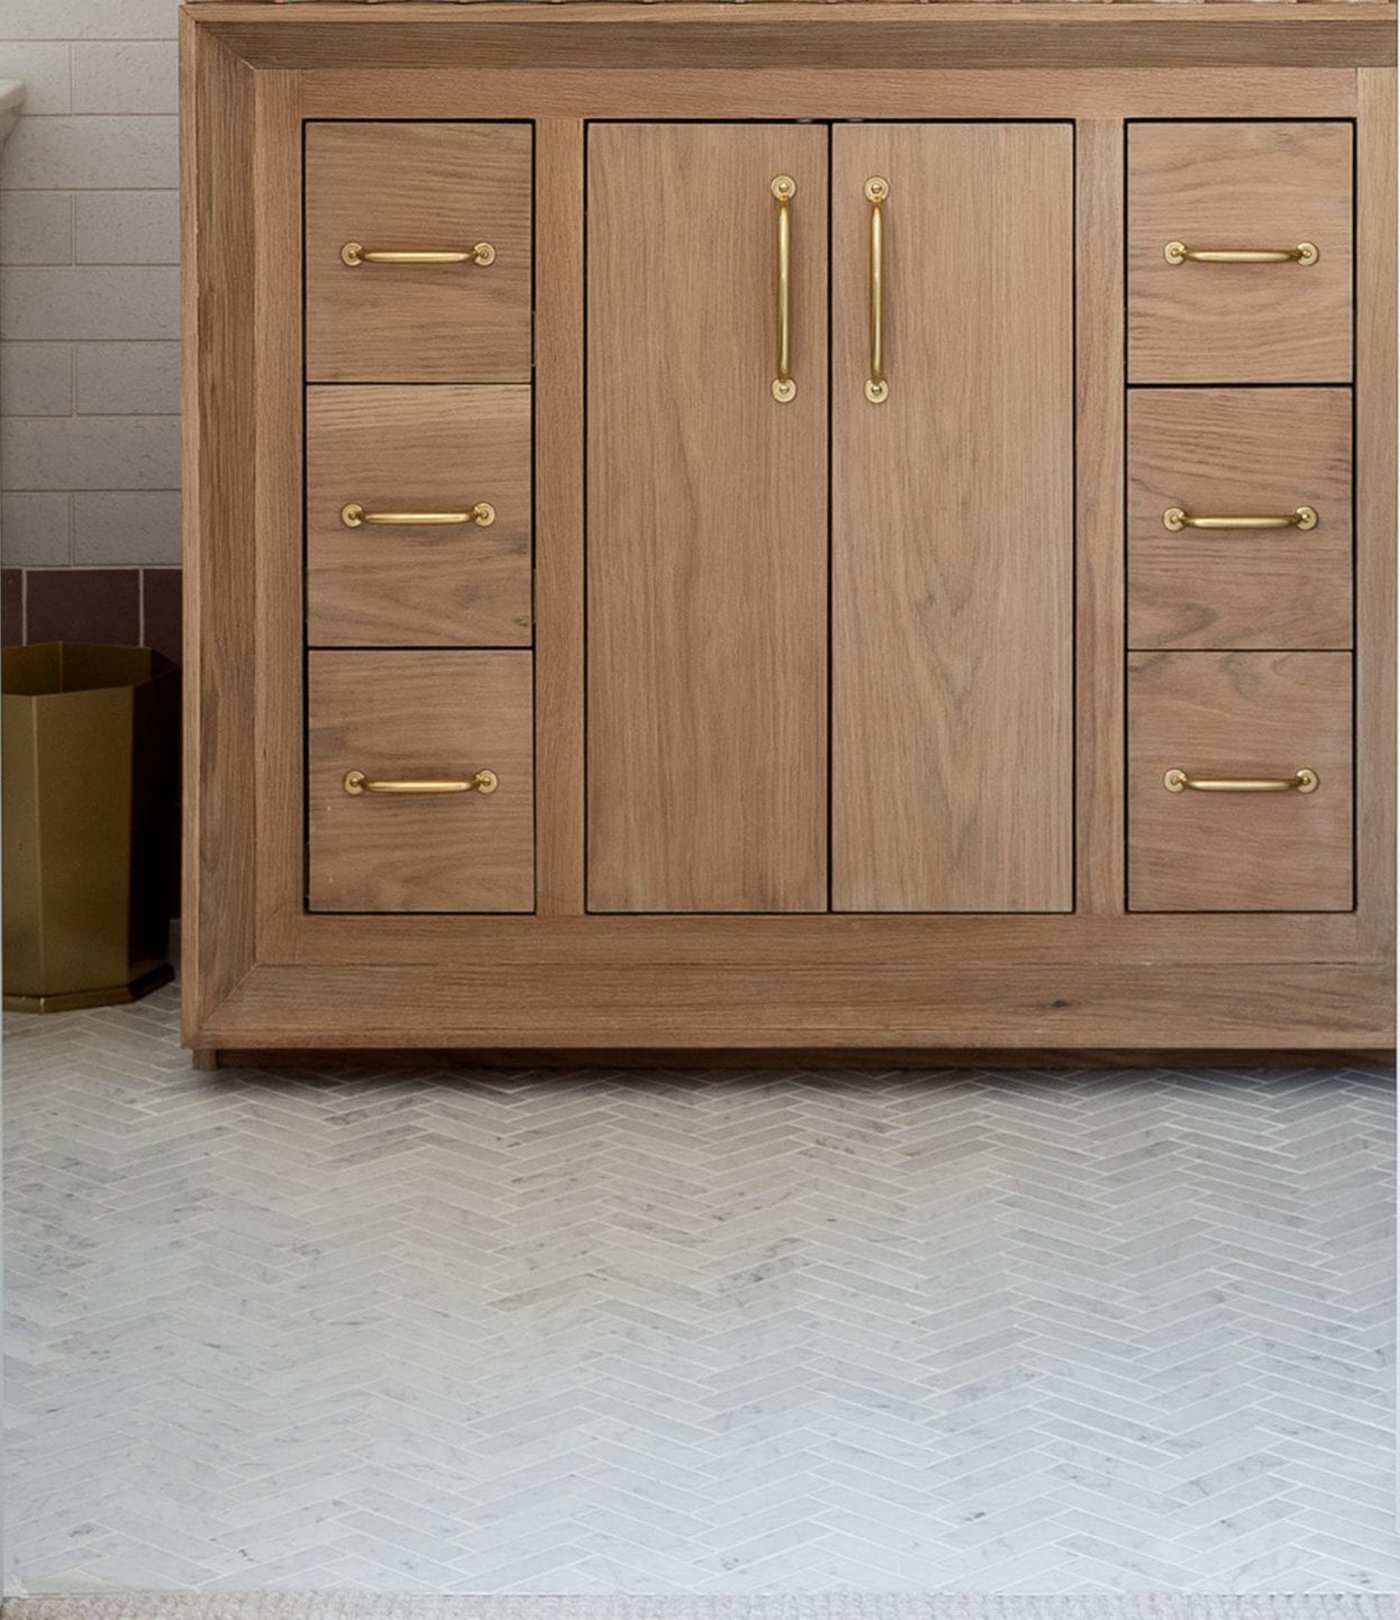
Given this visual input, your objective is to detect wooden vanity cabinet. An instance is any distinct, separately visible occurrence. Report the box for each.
[182,0,1396,1059]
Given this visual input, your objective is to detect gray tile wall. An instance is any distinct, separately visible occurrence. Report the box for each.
[1,0,183,648]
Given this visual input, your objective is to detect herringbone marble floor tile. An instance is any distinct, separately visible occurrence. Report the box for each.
[3,987,1395,1595]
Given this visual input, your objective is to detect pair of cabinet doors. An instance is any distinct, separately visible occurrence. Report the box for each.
[587,122,1074,914]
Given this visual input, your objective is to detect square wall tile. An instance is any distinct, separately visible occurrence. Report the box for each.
[1,344,74,416]
[74,492,181,566]
[26,567,140,645]
[73,43,178,116]
[1,3,182,44]
[76,342,179,414]
[1,266,179,341]
[2,117,177,192]
[0,46,73,117]
[0,192,74,265]
[2,494,72,567]
[76,191,178,266]
[3,416,180,491]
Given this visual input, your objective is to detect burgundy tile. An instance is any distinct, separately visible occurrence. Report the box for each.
[25,568,140,647]
[1,570,22,646]
[142,569,182,666]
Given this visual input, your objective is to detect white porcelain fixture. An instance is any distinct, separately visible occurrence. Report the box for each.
[0,80,25,150]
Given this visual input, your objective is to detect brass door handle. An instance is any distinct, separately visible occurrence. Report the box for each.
[341,242,496,267]
[1163,505,1317,533]
[865,177,889,404]
[1163,241,1318,267]
[771,176,796,403]
[343,769,499,796]
[341,503,496,530]
[1164,767,1318,795]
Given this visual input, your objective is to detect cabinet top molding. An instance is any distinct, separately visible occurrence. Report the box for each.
[183,1,1395,71]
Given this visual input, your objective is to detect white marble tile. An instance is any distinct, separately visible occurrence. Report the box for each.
[3,991,1396,1595]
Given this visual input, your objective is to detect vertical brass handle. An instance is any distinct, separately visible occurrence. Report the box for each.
[771,176,796,403]
[865,177,889,405]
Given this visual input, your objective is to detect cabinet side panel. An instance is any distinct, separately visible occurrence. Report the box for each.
[182,22,260,1036]
[832,123,1075,912]
[585,123,829,913]
[1357,67,1397,960]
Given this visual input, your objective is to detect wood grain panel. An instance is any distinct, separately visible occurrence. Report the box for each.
[295,67,1362,123]
[307,386,532,648]
[535,118,587,916]
[832,123,1074,912]
[206,10,1399,75]
[586,122,828,913]
[1355,68,1397,961]
[203,959,1392,1054]
[1129,650,1352,911]
[306,122,532,383]
[285,908,1364,970]
[253,69,307,961]
[1128,121,1353,384]
[308,651,534,912]
[1076,118,1127,916]
[181,20,259,1036]
[1128,388,1352,650]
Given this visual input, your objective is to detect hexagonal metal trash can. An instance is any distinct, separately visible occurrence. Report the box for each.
[4,643,180,1013]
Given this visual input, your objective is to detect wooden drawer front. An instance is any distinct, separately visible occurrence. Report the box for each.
[307,386,532,649]
[309,652,534,913]
[1129,652,1352,912]
[1128,123,1352,384]
[306,123,532,384]
[1128,388,1351,651]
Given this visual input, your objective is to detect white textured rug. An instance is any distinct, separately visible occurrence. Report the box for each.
[3,1597,1397,1619]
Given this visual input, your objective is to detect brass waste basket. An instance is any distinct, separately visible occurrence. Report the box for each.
[3,643,180,1013]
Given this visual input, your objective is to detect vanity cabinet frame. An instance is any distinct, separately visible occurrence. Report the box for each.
[181,3,1397,1058]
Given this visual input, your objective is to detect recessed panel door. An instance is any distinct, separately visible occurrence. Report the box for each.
[832,124,1075,912]
[586,124,829,913]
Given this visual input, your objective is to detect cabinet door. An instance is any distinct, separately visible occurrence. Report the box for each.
[832,125,1074,912]
[586,124,828,913]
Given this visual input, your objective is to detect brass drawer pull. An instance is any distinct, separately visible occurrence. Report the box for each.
[1163,505,1317,533]
[1163,240,1318,267]
[341,241,496,268]
[771,176,797,403]
[343,769,499,797]
[341,503,496,530]
[865,177,889,405]
[1164,767,1318,795]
